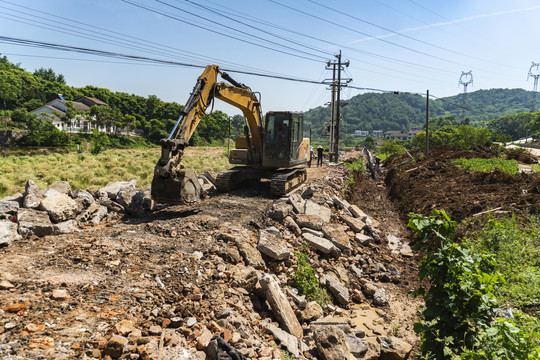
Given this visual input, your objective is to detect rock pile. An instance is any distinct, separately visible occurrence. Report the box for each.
[0,179,154,245]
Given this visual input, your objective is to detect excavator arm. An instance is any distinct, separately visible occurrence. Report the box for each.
[151,65,263,204]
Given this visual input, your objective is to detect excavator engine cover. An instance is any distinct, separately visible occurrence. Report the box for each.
[151,168,202,205]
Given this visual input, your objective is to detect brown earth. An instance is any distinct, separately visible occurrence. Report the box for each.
[385,145,540,226]
[0,151,423,360]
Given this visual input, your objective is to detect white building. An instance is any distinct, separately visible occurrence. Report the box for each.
[30,96,111,133]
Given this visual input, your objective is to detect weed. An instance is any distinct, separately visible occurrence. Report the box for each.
[292,250,331,306]
[452,158,519,175]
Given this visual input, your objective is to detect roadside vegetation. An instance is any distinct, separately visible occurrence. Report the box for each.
[452,158,520,175]
[409,210,540,359]
[0,147,230,198]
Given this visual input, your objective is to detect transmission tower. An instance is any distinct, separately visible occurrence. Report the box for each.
[458,71,473,121]
[527,62,540,112]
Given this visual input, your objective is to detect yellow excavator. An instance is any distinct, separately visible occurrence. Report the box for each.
[151,65,311,204]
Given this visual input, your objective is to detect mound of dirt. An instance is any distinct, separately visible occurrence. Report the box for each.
[384,146,540,223]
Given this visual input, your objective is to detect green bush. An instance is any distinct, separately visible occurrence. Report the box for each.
[292,250,330,306]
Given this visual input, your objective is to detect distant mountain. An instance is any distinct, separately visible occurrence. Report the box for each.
[304,88,536,138]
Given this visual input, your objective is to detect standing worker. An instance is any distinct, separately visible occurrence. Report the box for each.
[317,145,324,167]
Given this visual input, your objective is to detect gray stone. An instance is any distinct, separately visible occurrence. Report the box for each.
[348,205,367,220]
[0,220,20,246]
[283,216,301,237]
[302,232,339,255]
[71,189,95,208]
[97,179,136,200]
[53,220,78,234]
[322,223,352,252]
[285,287,307,310]
[346,334,368,357]
[259,274,303,339]
[231,266,258,293]
[340,214,366,233]
[301,227,324,238]
[23,180,42,209]
[301,301,324,322]
[294,213,325,231]
[304,200,332,223]
[363,282,378,297]
[235,237,266,270]
[90,205,108,224]
[47,181,71,195]
[0,200,19,219]
[266,322,299,358]
[322,273,349,306]
[257,228,291,261]
[313,325,352,360]
[355,233,372,245]
[349,264,363,278]
[18,208,54,237]
[301,185,317,198]
[268,202,293,221]
[216,247,242,264]
[373,288,389,306]
[332,196,350,210]
[287,193,305,214]
[39,189,79,223]
[1,193,23,206]
[380,336,412,360]
[99,197,124,213]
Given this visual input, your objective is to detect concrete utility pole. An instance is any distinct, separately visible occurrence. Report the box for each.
[323,51,351,162]
[458,71,473,122]
[528,62,540,112]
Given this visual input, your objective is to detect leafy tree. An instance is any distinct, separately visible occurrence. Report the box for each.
[33,67,66,85]
[487,112,534,140]
[22,116,69,146]
[231,114,244,136]
[363,136,376,150]
[380,139,405,156]
[526,112,540,140]
[90,129,111,154]
[10,108,30,123]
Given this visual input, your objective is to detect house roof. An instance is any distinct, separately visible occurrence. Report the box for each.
[72,102,90,112]
[76,96,108,106]
[385,130,406,135]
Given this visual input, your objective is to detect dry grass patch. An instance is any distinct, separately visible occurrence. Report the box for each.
[0,147,231,198]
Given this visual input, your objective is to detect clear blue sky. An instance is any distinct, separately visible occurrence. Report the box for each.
[1,0,540,116]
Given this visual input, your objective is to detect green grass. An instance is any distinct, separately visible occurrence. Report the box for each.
[452,157,520,175]
[532,164,540,173]
[467,214,540,309]
[0,146,231,198]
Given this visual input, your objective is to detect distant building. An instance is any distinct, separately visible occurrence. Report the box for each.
[372,130,383,137]
[30,96,110,133]
[354,130,370,137]
[384,129,423,141]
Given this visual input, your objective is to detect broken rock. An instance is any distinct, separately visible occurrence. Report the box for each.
[294,213,325,231]
[39,189,79,223]
[234,236,265,270]
[304,200,332,223]
[268,202,293,221]
[0,200,19,219]
[302,232,340,256]
[257,227,291,261]
[322,223,352,252]
[23,179,42,209]
[265,322,299,358]
[321,273,349,306]
[313,325,352,360]
[259,274,303,339]
[340,214,366,233]
[0,220,20,246]
[380,336,412,360]
[17,208,55,237]
[97,179,136,200]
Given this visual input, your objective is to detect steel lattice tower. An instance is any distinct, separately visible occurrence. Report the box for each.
[527,62,540,112]
[458,71,473,121]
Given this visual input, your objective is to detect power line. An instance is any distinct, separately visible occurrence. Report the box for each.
[121,0,326,63]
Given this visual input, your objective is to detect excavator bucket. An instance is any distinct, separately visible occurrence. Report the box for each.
[151,168,202,205]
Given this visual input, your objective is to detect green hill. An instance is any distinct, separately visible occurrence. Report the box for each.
[304,88,536,138]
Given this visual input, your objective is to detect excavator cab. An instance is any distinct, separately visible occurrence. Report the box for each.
[262,111,310,168]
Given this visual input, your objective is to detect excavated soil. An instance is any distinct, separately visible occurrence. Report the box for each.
[385,145,540,225]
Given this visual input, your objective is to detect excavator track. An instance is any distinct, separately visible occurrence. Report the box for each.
[270,168,307,197]
[215,168,243,192]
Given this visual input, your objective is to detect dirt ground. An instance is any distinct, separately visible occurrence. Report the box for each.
[385,145,540,226]
[0,150,426,359]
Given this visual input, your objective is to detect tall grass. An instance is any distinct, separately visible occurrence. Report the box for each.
[0,147,231,197]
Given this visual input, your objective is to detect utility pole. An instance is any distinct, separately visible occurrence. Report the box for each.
[458,71,473,122]
[528,62,540,112]
[425,90,429,156]
[323,51,351,162]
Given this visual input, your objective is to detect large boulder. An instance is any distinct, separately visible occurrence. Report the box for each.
[322,223,352,252]
[18,208,55,237]
[47,181,71,195]
[321,273,349,306]
[294,213,325,231]
[313,325,352,360]
[304,200,332,223]
[39,189,79,223]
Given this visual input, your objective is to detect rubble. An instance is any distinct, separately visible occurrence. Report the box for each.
[0,152,420,359]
